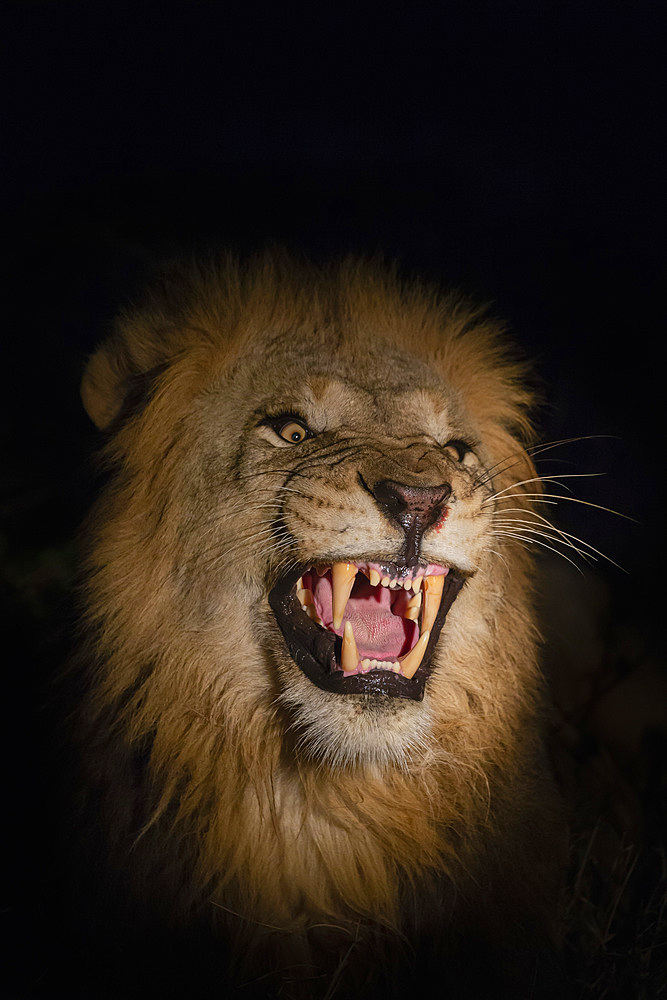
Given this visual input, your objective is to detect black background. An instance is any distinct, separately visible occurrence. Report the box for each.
[1,1,666,995]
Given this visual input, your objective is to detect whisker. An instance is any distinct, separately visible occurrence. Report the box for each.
[472,435,613,491]
[490,530,586,574]
[484,472,606,503]
[492,521,597,565]
[488,492,635,522]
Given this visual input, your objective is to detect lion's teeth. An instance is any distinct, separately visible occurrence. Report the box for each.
[306,605,324,626]
[332,562,358,629]
[381,576,390,587]
[369,569,381,587]
[296,587,313,607]
[403,590,422,621]
[342,620,359,674]
[402,578,412,591]
[399,629,430,679]
[412,576,422,593]
[422,574,445,634]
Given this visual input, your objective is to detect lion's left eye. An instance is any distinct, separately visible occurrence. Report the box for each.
[276,419,310,444]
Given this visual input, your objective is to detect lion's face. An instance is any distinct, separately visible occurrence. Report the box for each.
[82,257,535,769]
[171,330,497,765]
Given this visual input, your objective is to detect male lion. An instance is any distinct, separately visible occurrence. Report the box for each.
[71,253,567,998]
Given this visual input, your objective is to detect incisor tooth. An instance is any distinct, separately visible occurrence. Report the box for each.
[412,576,422,592]
[332,562,358,629]
[399,629,430,679]
[403,578,412,590]
[422,575,445,634]
[381,576,390,587]
[341,620,359,674]
[369,569,381,587]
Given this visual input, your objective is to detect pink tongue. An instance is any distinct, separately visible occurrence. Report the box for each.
[307,572,417,660]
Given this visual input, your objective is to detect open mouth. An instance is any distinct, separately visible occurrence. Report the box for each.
[269,561,465,700]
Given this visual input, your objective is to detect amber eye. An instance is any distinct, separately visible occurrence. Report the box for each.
[276,419,309,444]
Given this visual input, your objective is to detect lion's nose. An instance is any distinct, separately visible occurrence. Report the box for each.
[370,479,452,563]
[371,480,451,524]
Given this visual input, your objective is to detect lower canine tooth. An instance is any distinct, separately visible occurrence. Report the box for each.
[342,621,359,674]
[332,562,358,629]
[296,587,313,606]
[422,575,445,634]
[399,629,430,679]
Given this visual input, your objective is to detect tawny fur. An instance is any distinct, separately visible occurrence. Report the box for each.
[74,253,565,996]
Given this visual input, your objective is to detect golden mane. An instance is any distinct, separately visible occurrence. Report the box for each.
[73,252,564,996]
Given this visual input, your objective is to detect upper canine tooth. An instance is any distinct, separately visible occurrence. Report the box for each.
[399,629,430,679]
[422,575,445,634]
[341,620,359,674]
[369,569,381,587]
[332,562,357,629]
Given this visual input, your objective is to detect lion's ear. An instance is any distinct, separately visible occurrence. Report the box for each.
[81,336,164,432]
[80,339,129,430]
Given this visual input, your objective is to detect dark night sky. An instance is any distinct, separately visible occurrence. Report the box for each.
[1,0,665,609]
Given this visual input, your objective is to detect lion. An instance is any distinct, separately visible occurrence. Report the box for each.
[70,252,567,998]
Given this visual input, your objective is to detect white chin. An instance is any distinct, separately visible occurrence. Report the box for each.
[279,675,433,769]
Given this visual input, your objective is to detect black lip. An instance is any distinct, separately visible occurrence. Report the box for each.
[268,563,465,701]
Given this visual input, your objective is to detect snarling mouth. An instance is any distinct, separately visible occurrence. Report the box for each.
[269,561,465,700]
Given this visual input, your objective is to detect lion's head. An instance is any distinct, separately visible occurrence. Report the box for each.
[80,254,537,772]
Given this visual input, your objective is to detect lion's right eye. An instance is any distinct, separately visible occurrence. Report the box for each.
[275,419,310,444]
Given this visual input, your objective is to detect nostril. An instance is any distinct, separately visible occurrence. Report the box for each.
[371,480,452,522]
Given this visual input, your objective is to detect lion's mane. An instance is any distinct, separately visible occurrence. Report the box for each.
[72,253,566,997]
